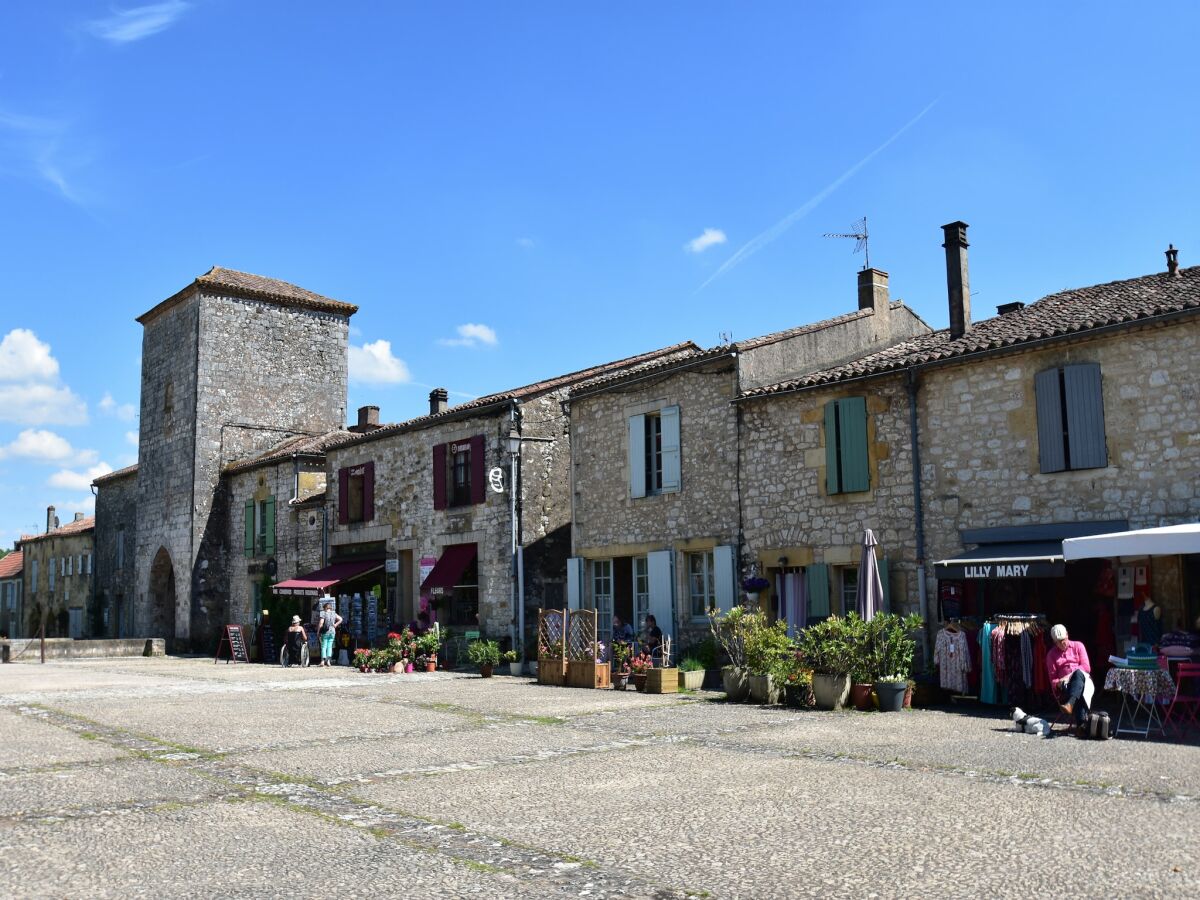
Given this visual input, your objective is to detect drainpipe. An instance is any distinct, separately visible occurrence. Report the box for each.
[907,368,930,663]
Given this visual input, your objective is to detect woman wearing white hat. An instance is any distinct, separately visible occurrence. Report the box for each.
[284,615,308,667]
[1045,624,1093,732]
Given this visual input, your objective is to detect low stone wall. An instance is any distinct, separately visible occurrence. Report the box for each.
[1,637,166,662]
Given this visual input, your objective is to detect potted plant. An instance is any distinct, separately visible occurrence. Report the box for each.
[537,635,566,686]
[745,615,790,705]
[709,606,751,701]
[630,651,653,691]
[678,656,705,691]
[865,613,923,712]
[501,648,522,676]
[352,648,372,672]
[742,574,770,604]
[467,638,500,677]
[783,667,814,709]
[415,632,441,671]
[611,641,632,690]
[795,614,861,710]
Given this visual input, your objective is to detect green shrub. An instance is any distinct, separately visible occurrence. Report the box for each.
[862,612,924,681]
[795,614,865,677]
[744,616,792,677]
[467,639,500,667]
[678,656,705,673]
[501,649,519,664]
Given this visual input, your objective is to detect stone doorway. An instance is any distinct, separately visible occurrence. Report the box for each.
[148,547,177,646]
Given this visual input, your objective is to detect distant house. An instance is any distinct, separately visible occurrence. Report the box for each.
[0,549,23,638]
[19,509,96,638]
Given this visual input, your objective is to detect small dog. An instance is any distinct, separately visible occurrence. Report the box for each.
[1011,706,1050,737]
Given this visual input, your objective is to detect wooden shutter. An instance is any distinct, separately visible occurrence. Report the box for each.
[647,549,675,643]
[244,499,255,557]
[628,414,646,498]
[1034,368,1066,473]
[432,444,448,510]
[337,467,350,524]
[660,405,681,493]
[713,544,735,614]
[879,556,890,614]
[470,434,486,505]
[806,564,830,618]
[824,401,840,494]
[362,461,375,521]
[1064,363,1108,470]
[837,397,870,492]
[566,557,584,610]
[264,496,276,557]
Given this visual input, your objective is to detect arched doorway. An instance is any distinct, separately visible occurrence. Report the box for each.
[148,547,177,642]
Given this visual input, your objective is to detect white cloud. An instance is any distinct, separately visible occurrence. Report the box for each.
[516,237,536,249]
[0,383,88,426]
[0,429,97,465]
[686,228,727,254]
[86,2,191,44]
[348,340,411,385]
[99,392,137,421]
[125,430,139,447]
[0,329,59,382]
[48,463,113,493]
[437,323,498,348]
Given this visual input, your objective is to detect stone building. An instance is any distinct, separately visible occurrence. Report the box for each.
[0,549,23,638]
[93,267,356,651]
[319,342,697,652]
[92,464,138,638]
[19,510,96,638]
[566,269,931,651]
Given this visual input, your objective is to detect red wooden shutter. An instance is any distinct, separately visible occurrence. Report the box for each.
[363,461,375,521]
[337,467,350,524]
[433,444,447,510]
[470,434,486,505]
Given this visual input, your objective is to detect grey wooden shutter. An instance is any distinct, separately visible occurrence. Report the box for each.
[824,401,840,494]
[244,499,255,557]
[264,496,276,557]
[660,405,681,493]
[628,414,646,498]
[713,544,735,614]
[1034,368,1066,473]
[647,549,675,644]
[566,557,584,610]
[837,397,870,492]
[806,564,830,618]
[1063,363,1108,469]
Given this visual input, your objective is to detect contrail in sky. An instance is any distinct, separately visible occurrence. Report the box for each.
[695,98,940,293]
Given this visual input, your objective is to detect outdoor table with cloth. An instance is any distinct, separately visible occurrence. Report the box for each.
[1104,666,1176,738]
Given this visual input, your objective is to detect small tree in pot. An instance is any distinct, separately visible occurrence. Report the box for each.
[467,638,501,678]
[864,613,923,712]
[745,615,791,705]
[795,615,862,710]
[708,606,753,701]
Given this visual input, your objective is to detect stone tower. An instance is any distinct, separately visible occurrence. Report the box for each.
[134,268,356,649]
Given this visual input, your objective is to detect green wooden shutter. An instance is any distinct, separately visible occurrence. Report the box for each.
[824,401,840,494]
[244,500,254,558]
[628,414,646,498]
[806,564,830,618]
[837,397,870,492]
[878,556,890,614]
[264,496,276,557]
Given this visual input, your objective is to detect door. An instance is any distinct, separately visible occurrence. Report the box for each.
[591,559,613,643]
[647,550,675,647]
[68,607,84,638]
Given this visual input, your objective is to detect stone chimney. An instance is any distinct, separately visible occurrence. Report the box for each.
[74,512,85,522]
[942,221,972,340]
[857,268,890,314]
[348,405,381,433]
[1166,244,1180,277]
[46,505,56,533]
[429,388,448,416]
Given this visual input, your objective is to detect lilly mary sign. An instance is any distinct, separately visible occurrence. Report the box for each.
[936,561,1065,580]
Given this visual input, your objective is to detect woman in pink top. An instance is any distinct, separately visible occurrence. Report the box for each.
[1045,623,1092,729]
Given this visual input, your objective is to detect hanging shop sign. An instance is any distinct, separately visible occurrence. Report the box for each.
[937,561,1065,580]
[489,467,505,493]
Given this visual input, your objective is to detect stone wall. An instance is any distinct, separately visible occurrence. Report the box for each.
[93,471,138,637]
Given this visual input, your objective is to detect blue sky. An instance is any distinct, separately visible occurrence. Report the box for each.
[1,2,1197,546]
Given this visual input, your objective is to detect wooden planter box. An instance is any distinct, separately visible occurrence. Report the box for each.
[645,667,678,694]
[538,657,566,686]
[679,669,705,690]
[567,660,611,689]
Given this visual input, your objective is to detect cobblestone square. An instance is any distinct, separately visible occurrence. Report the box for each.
[2,658,1197,898]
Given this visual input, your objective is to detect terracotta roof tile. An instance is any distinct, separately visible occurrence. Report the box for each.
[741,266,1200,398]
[0,550,23,579]
[138,266,358,324]
[20,516,95,544]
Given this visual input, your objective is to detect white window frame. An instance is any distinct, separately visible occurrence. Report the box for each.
[590,559,613,643]
[687,550,716,620]
[839,567,858,617]
[633,556,649,633]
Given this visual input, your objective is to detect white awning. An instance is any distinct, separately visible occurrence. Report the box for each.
[1061,523,1200,561]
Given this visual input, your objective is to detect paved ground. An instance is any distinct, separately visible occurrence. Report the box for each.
[1,658,1197,898]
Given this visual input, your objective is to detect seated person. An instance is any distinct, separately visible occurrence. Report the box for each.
[611,614,633,643]
[285,615,308,666]
[1045,623,1093,731]
[643,614,664,659]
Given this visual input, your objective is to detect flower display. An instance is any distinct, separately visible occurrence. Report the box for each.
[629,651,654,674]
[742,576,770,592]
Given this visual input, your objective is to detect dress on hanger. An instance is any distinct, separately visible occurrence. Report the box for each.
[979,622,996,704]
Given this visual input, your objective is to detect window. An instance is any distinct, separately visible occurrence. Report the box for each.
[337,462,375,524]
[824,397,869,494]
[48,560,55,592]
[116,528,125,570]
[1035,363,1108,473]
[687,550,716,619]
[591,559,613,642]
[628,406,680,498]
[633,556,650,633]
[432,437,485,510]
[839,568,858,617]
[31,559,38,591]
[243,496,275,557]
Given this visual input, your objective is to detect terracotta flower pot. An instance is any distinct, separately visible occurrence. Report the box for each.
[633,672,647,691]
[425,661,437,672]
[613,672,630,691]
[480,663,494,678]
[850,682,874,711]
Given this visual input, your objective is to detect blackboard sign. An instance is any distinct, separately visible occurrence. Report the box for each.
[215,624,250,664]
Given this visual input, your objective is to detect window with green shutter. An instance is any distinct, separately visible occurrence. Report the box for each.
[824,397,870,494]
[244,500,254,558]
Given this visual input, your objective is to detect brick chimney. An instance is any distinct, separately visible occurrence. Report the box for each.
[942,221,972,340]
[1166,244,1180,277]
[46,505,56,533]
[429,388,448,416]
[348,405,381,433]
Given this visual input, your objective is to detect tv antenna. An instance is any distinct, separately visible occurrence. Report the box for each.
[823,216,870,269]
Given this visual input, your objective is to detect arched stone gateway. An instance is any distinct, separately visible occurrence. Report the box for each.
[148,547,177,648]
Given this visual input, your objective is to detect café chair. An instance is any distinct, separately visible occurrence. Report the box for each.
[1162,662,1200,737]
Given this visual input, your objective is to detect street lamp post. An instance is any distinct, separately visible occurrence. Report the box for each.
[507,428,522,661]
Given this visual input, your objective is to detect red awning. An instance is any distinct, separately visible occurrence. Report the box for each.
[420,543,477,593]
[273,559,383,596]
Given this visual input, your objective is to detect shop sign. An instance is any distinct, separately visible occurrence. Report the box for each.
[489,467,505,493]
[937,561,1064,579]
[385,558,399,573]
[419,556,436,584]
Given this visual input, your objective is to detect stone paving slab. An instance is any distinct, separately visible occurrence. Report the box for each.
[0,758,225,818]
[353,741,1200,899]
[0,707,127,768]
[715,705,1200,798]
[0,798,563,900]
